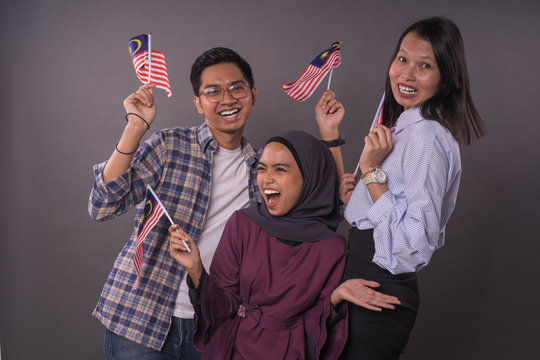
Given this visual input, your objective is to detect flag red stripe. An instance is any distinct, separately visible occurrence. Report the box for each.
[131,49,172,97]
[133,203,165,289]
[283,51,341,102]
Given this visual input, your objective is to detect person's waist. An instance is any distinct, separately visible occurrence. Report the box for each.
[236,303,303,330]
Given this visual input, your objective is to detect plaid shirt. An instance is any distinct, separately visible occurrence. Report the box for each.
[89,123,262,351]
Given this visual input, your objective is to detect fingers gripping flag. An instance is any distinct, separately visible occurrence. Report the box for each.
[283,41,342,102]
[129,34,172,97]
[133,186,165,290]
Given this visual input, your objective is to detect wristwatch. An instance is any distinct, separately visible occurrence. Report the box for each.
[361,167,387,185]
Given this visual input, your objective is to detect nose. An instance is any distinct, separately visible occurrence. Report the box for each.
[220,88,237,104]
[261,171,275,185]
[402,63,416,80]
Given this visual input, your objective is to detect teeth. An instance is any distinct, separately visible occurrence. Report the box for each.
[219,109,240,116]
[399,85,417,95]
[264,189,280,195]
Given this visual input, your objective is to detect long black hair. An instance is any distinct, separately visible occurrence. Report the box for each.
[382,17,487,145]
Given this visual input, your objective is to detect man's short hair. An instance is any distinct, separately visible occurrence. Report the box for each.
[190,47,254,96]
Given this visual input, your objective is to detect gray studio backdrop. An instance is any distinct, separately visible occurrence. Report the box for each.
[1,0,538,359]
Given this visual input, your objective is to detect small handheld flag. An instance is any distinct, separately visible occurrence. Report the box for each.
[353,93,385,176]
[129,34,172,97]
[283,41,342,102]
[133,185,190,290]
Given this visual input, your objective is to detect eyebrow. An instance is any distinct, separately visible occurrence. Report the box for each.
[257,161,292,168]
[203,80,247,89]
[398,48,435,61]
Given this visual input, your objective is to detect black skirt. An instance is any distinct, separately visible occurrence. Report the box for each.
[340,228,419,360]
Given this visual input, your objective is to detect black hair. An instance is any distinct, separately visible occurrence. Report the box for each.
[190,47,254,96]
[382,17,487,145]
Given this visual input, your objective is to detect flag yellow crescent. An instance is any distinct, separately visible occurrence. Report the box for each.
[130,39,142,56]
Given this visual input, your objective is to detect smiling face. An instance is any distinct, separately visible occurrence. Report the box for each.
[257,142,304,217]
[389,31,442,110]
[194,62,257,147]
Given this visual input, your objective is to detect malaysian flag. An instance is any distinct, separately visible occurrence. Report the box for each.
[133,185,165,290]
[283,41,342,102]
[128,34,172,97]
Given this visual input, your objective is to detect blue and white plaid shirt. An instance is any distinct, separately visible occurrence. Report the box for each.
[89,122,262,350]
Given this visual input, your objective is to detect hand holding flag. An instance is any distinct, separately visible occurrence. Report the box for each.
[133,185,190,290]
[283,41,342,102]
[354,93,385,175]
[129,34,172,97]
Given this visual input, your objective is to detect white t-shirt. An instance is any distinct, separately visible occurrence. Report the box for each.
[173,145,250,318]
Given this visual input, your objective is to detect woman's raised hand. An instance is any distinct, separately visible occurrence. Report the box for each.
[359,125,393,174]
[314,90,345,140]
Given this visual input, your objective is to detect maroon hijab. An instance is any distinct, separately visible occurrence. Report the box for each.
[242,130,341,242]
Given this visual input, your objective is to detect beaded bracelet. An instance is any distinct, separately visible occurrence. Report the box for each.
[125,113,150,130]
[115,143,139,155]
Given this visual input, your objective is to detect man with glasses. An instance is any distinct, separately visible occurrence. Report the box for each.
[89,47,262,359]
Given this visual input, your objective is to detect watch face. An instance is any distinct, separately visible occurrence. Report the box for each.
[374,169,387,183]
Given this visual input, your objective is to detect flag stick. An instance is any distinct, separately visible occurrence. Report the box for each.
[147,34,152,84]
[146,186,191,253]
[354,163,360,176]
[326,67,334,90]
[354,94,385,176]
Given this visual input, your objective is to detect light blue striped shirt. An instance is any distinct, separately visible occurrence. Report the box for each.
[344,107,461,274]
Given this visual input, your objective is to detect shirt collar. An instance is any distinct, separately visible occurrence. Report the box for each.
[392,107,424,135]
[197,123,217,152]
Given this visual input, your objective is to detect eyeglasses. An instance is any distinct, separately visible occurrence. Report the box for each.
[199,83,251,103]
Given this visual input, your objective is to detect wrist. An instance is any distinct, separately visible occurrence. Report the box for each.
[125,112,150,130]
[123,121,148,139]
[331,286,344,307]
[187,261,203,285]
[359,165,380,178]
[318,126,339,141]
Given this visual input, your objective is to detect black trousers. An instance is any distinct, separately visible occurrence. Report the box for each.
[340,228,419,360]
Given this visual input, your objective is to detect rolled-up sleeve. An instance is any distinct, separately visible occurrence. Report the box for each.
[88,132,166,221]
[369,132,451,274]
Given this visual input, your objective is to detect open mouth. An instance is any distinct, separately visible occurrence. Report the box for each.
[264,189,281,207]
[398,84,418,95]
[218,108,240,119]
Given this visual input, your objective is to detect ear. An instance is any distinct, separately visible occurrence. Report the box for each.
[193,96,204,114]
[251,87,257,106]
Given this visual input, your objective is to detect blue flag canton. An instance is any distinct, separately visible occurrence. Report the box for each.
[129,34,149,58]
[310,41,341,68]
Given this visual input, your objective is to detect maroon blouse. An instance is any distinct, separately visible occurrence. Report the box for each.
[190,211,347,359]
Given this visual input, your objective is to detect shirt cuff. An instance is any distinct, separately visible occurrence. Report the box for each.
[365,190,397,226]
[327,301,347,328]
[187,268,207,308]
[92,161,132,201]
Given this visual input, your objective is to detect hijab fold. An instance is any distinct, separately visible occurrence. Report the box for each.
[242,130,341,243]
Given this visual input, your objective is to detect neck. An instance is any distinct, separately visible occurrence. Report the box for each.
[212,129,244,150]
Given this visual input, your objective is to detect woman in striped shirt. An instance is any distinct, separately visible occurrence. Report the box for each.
[316,17,488,359]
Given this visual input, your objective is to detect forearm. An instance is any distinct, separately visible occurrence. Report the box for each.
[319,126,345,178]
[103,122,148,181]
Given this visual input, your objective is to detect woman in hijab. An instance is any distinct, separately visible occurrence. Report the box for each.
[168,130,382,359]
